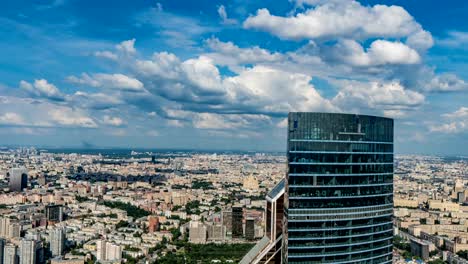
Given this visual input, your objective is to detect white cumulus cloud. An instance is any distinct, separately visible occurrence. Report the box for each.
[116,38,136,55]
[324,39,421,66]
[332,81,425,114]
[426,74,468,92]
[20,79,64,100]
[430,107,468,134]
[205,38,283,67]
[243,1,433,50]
[217,5,237,25]
[49,108,97,128]
[94,51,118,61]
[0,96,97,128]
[102,115,125,127]
[67,73,144,92]
[0,112,25,125]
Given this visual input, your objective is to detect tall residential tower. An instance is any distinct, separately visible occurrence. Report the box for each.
[49,228,65,257]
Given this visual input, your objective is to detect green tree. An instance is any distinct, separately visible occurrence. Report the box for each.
[102,201,150,218]
[457,250,468,260]
[116,220,129,229]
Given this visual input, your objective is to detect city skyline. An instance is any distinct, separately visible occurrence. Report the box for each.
[0,142,466,263]
[0,0,467,154]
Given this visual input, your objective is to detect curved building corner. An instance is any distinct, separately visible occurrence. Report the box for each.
[283,112,394,264]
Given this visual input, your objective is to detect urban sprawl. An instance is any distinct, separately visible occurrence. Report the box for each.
[0,148,467,264]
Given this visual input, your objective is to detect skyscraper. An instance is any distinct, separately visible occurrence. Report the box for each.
[49,228,65,257]
[45,205,63,223]
[19,240,36,264]
[9,168,28,192]
[245,218,255,240]
[231,206,243,238]
[284,113,393,263]
[35,241,44,264]
[0,238,5,264]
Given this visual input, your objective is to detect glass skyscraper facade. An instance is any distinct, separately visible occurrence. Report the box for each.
[284,113,394,264]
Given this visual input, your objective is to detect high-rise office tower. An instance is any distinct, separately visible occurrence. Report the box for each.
[45,205,63,223]
[284,113,393,263]
[9,168,28,192]
[35,241,45,264]
[49,228,65,257]
[3,244,17,264]
[19,240,36,264]
[0,238,5,264]
[231,206,243,238]
[245,219,255,240]
[240,179,285,264]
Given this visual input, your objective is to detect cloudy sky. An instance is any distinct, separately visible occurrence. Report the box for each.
[0,0,467,154]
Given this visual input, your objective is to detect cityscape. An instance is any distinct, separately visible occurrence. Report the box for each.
[0,113,467,264]
[0,0,467,264]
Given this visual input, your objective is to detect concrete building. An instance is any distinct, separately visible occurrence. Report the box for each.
[443,251,468,264]
[0,218,20,239]
[95,240,122,262]
[105,243,122,261]
[189,221,207,244]
[19,239,36,264]
[3,244,17,264]
[50,260,84,264]
[221,211,232,235]
[0,217,10,238]
[458,192,466,204]
[428,200,460,212]
[50,228,65,257]
[95,240,106,261]
[207,223,225,242]
[410,238,431,260]
[148,216,159,233]
[394,198,419,208]
[9,168,28,192]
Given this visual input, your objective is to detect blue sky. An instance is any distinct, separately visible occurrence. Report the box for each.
[0,0,467,154]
